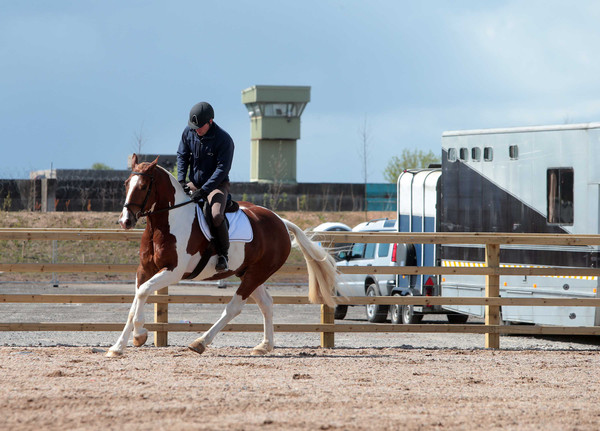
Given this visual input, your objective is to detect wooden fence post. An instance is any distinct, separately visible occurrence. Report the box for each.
[319,237,336,348]
[485,244,500,349]
[321,305,335,348]
[154,286,168,347]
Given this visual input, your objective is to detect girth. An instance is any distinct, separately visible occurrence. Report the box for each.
[184,198,240,280]
[184,243,216,280]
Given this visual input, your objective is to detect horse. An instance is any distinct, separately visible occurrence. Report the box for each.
[106,154,338,357]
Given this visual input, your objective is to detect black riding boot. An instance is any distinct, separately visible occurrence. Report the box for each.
[213,221,230,272]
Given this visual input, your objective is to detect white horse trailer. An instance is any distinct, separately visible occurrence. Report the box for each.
[395,168,468,323]
[439,122,600,326]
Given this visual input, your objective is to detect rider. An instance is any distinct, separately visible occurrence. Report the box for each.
[177,102,235,272]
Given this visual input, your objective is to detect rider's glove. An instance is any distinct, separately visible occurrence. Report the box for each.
[190,188,208,203]
[179,180,191,195]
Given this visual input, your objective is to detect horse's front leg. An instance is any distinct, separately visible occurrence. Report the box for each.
[188,294,247,354]
[107,270,182,357]
[106,293,139,357]
[131,269,184,345]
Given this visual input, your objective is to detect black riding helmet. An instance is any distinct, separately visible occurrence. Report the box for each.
[188,102,214,130]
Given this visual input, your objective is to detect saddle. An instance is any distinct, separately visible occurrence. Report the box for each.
[197,199,252,243]
[225,198,240,214]
[201,195,239,230]
[184,198,252,280]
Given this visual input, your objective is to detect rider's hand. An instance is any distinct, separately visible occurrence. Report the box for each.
[179,180,191,195]
[190,188,207,203]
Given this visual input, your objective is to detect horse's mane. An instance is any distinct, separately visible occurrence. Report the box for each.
[155,165,185,192]
[134,161,182,191]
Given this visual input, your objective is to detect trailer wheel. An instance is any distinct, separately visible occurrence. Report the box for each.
[365,284,389,323]
[402,292,423,324]
[334,305,348,320]
[390,293,403,324]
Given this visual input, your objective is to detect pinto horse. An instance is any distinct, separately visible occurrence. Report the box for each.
[106,154,338,357]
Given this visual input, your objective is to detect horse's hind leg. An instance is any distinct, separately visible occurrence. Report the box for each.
[188,294,247,355]
[250,284,274,356]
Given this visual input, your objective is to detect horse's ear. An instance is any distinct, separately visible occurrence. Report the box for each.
[130,153,139,169]
[151,156,159,167]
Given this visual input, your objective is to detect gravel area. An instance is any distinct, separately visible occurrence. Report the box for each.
[2,346,600,430]
[2,282,600,430]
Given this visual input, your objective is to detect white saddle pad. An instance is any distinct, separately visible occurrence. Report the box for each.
[196,205,253,243]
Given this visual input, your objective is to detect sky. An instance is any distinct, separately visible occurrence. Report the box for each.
[2,1,600,183]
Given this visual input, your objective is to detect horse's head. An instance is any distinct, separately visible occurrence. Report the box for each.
[119,154,163,229]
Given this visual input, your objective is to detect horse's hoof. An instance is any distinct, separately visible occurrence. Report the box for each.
[251,343,273,356]
[188,340,206,355]
[105,349,123,358]
[133,331,148,347]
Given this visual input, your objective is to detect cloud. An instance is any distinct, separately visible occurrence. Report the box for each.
[450,1,600,98]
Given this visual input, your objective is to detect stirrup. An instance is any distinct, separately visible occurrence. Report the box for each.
[215,255,229,272]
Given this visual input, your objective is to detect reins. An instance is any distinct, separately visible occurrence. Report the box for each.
[123,171,195,220]
[139,199,195,218]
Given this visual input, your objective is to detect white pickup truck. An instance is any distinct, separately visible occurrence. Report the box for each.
[334,218,402,322]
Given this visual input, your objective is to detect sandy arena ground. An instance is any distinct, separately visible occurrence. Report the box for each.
[1,345,600,431]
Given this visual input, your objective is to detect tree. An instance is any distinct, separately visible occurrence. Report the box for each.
[91,163,113,170]
[132,123,146,155]
[383,149,440,183]
[358,116,370,219]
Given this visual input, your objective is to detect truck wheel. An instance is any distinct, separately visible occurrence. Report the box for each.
[365,284,389,323]
[402,292,423,324]
[390,293,403,324]
[447,314,469,324]
[334,304,348,320]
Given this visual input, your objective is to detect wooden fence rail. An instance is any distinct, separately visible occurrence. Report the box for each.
[2,229,600,349]
[4,294,600,307]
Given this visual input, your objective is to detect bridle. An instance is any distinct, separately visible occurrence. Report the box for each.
[123,172,155,221]
[123,171,194,221]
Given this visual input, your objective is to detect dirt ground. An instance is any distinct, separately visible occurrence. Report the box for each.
[1,346,599,431]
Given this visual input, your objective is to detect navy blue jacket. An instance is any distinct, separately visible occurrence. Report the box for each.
[176,122,234,194]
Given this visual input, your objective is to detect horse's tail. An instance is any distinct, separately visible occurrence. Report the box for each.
[282,219,338,308]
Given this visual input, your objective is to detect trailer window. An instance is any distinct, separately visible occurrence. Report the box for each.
[459,148,469,161]
[547,168,574,225]
[509,145,519,160]
[484,147,493,161]
[471,147,481,161]
[447,148,457,162]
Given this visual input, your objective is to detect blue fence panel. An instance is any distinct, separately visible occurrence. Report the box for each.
[366,183,396,211]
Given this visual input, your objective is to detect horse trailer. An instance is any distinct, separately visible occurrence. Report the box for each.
[397,122,600,326]
[394,168,468,323]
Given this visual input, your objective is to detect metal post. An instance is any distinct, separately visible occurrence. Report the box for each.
[485,243,500,349]
[154,286,168,347]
